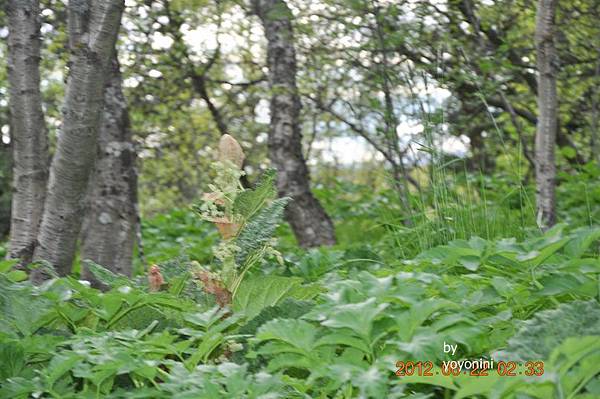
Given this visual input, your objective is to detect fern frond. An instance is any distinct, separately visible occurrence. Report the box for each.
[83,260,130,287]
[235,197,290,267]
[233,168,277,221]
[496,300,600,360]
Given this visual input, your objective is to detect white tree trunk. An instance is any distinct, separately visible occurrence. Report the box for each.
[534,0,559,229]
[6,0,48,264]
[32,0,125,280]
[80,56,137,285]
[252,0,336,247]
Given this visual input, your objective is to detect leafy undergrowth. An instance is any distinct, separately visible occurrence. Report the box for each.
[1,137,599,398]
[1,221,599,398]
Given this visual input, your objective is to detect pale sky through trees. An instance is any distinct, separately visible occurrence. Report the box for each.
[122,0,465,165]
[0,0,466,164]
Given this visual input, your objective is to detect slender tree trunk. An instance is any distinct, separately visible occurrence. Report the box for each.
[80,56,137,284]
[32,0,124,280]
[252,0,336,247]
[0,143,13,239]
[372,4,414,224]
[6,0,48,264]
[534,0,559,229]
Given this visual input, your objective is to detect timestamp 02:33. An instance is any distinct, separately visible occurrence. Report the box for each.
[395,360,545,377]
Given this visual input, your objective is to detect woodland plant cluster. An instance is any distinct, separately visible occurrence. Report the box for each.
[0,136,599,399]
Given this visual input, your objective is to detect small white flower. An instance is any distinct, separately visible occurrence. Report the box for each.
[118,286,132,294]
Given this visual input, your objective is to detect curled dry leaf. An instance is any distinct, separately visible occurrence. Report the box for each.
[213,217,241,239]
[218,134,245,169]
[195,270,232,307]
[200,213,241,239]
[148,264,164,292]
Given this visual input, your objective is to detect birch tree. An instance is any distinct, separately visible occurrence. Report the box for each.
[80,56,137,283]
[534,0,559,228]
[32,0,125,280]
[6,0,48,264]
[252,0,336,247]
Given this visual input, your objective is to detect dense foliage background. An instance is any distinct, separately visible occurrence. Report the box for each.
[1,0,599,398]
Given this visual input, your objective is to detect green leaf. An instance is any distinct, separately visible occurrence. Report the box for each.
[522,225,570,267]
[314,332,370,354]
[233,168,277,220]
[0,377,39,398]
[0,342,25,380]
[497,301,600,361]
[321,298,388,339]
[44,353,82,388]
[168,272,191,296]
[0,259,19,273]
[458,255,481,271]
[395,328,444,360]
[239,298,313,335]
[561,146,577,159]
[255,319,318,353]
[233,275,317,319]
[549,336,600,374]
[398,298,460,340]
[491,276,516,298]
[83,260,129,287]
[184,306,230,330]
[537,273,586,296]
[185,332,224,368]
[453,372,502,399]
[564,227,600,258]
[6,270,28,282]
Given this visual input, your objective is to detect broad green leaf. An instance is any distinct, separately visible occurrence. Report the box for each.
[44,353,82,387]
[0,259,19,273]
[184,306,230,330]
[321,298,388,339]
[185,332,224,368]
[233,275,317,319]
[239,298,313,335]
[6,270,27,282]
[548,336,600,376]
[0,342,25,379]
[491,276,516,298]
[314,332,371,354]
[458,255,481,271]
[263,353,313,373]
[564,227,600,258]
[537,273,587,296]
[395,328,444,360]
[255,319,318,353]
[398,299,460,340]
